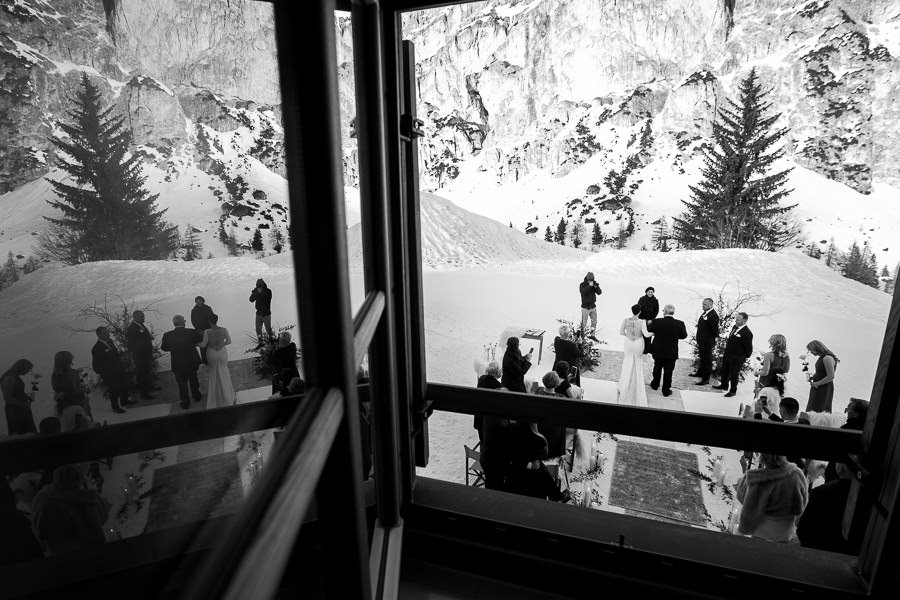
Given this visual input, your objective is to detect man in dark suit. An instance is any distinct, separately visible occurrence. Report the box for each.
[715,312,754,397]
[126,310,158,399]
[190,296,215,365]
[160,315,203,409]
[647,304,688,397]
[692,297,720,385]
[91,326,131,413]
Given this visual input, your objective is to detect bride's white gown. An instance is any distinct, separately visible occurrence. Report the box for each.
[617,318,649,407]
[201,327,237,409]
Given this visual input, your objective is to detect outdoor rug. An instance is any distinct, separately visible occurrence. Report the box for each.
[609,440,706,526]
[144,452,244,532]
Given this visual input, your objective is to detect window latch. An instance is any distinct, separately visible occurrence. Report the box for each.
[400,114,424,141]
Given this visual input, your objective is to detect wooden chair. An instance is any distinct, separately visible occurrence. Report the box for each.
[464,443,485,487]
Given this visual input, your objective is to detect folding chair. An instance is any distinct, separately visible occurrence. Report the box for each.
[464,443,485,487]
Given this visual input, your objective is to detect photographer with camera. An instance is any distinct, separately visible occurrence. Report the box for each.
[578,272,602,341]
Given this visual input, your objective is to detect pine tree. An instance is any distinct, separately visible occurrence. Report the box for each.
[183,224,203,261]
[555,217,568,245]
[269,226,285,253]
[824,238,837,268]
[226,227,240,256]
[38,73,177,264]
[544,226,553,243]
[887,263,900,295]
[571,222,583,248]
[591,222,603,246]
[842,241,878,287]
[218,220,228,245]
[251,227,264,252]
[672,68,797,251]
[880,265,891,292]
[615,222,627,249]
[651,217,670,252]
[4,252,18,283]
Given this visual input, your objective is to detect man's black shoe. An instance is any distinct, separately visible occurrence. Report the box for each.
[724,391,736,398]
[662,389,672,397]
[650,384,659,391]
[113,407,125,414]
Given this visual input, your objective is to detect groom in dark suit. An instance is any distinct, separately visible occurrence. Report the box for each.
[716,312,754,397]
[692,297,720,385]
[160,315,203,409]
[647,304,688,397]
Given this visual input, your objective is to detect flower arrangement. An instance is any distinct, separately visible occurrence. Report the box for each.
[799,353,811,382]
[555,318,604,372]
[29,373,41,402]
[483,343,497,363]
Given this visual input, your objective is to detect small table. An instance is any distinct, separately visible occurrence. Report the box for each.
[522,329,546,365]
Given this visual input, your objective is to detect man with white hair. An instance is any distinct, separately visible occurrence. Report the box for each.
[160,315,203,409]
[647,304,688,397]
[474,361,503,442]
[553,324,583,386]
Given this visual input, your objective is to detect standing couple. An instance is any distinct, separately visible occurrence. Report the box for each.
[617,303,687,406]
[160,314,236,410]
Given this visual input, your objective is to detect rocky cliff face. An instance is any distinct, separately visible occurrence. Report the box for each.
[403,0,900,205]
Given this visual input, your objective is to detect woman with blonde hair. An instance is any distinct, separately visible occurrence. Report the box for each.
[736,453,809,542]
[805,340,838,413]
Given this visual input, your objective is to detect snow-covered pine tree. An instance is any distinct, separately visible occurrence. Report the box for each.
[544,226,553,243]
[591,222,603,246]
[615,222,627,249]
[218,220,228,245]
[672,68,797,251]
[39,73,177,264]
[269,226,285,253]
[571,222,583,248]
[880,265,891,292]
[251,227,264,252]
[824,238,837,268]
[226,227,240,256]
[183,224,203,260]
[651,217,670,252]
[842,241,879,288]
[887,263,900,295]
[4,252,18,283]
[555,217,567,245]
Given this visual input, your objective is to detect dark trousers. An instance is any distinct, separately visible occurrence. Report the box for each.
[697,339,714,379]
[651,358,676,393]
[198,330,208,364]
[174,369,201,406]
[104,372,129,410]
[720,355,744,392]
[642,335,653,355]
[134,353,154,395]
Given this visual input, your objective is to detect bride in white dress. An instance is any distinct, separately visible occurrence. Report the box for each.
[199,314,236,409]
[617,304,650,407]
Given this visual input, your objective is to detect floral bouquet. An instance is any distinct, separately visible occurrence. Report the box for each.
[799,353,811,382]
[29,373,41,403]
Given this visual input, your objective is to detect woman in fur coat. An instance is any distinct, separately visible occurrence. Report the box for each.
[735,453,809,542]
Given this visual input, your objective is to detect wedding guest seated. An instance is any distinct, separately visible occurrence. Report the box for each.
[752,396,808,471]
[553,325,583,386]
[269,332,299,393]
[735,453,809,543]
[475,361,503,442]
[535,372,568,459]
[553,361,583,400]
[822,399,870,483]
[31,465,111,556]
[0,478,43,566]
[797,460,862,555]
[480,414,567,502]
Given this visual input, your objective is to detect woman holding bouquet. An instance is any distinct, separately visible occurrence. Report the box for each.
[757,334,790,411]
[1,359,37,435]
[805,340,838,413]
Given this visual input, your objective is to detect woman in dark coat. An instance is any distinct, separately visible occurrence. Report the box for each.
[1,359,36,435]
[553,324,583,386]
[637,287,659,354]
[805,340,838,413]
[501,337,533,393]
[51,351,90,419]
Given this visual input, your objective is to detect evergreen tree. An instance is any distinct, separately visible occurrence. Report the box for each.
[544,226,554,243]
[806,243,822,259]
[651,217,670,252]
[571,222,583,248]
[824,238,837,268]
[880,265,891,292]
[226,227,240,256]
[39,73,177,264]
[591,222,603,246]
[672,68,797,251]
[4,252,18,283]
[555,217,568,245]
[218,220,228,245]
[183,224,203,261]
[887,263,900,296]
[269,226,285,253]
[251,227,264,252]
[615,222,627,249]
[842,241,879,287]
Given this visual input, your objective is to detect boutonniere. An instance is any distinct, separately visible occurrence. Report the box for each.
[734,334,741,338]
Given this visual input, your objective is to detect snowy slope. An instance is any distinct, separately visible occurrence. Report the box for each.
[346,191,591,270]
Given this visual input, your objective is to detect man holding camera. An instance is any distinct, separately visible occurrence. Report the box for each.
[579,272,602,341]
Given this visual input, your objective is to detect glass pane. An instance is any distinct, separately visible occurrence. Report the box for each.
[0,1,334,437]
